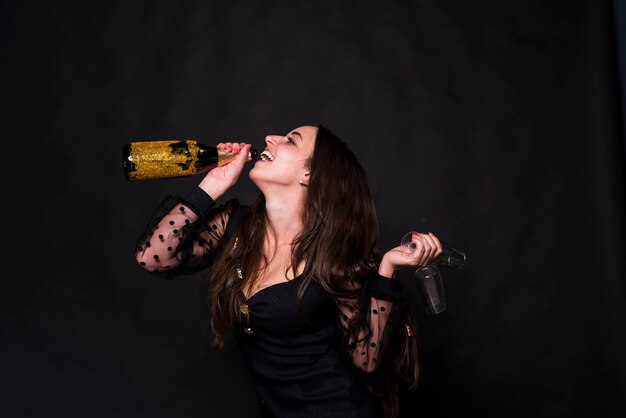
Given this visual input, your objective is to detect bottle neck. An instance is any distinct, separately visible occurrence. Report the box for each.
[195,142,219,169]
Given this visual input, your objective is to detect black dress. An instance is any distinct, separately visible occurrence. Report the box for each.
[135,188,406,418]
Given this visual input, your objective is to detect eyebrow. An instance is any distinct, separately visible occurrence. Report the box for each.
[290,131,303,142]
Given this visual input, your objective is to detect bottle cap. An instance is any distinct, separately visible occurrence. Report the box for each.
[248,148,259,161]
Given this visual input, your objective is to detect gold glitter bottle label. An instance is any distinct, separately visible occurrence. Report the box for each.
[124,140,203,180]
[123,139,258,181]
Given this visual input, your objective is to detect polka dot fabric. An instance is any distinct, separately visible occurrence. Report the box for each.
[134,191,407,375]
[135,196,238,278]
[336,275,405,372]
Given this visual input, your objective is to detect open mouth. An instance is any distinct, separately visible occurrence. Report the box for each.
[259,150,274,162]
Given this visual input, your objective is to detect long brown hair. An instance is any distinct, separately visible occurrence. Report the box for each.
[208,125,419,417]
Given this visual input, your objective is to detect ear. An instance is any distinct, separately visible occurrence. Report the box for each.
[299,172,310,186]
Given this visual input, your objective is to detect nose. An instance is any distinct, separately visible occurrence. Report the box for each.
[265,135,276,145]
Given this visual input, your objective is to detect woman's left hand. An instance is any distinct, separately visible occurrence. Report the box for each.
[378,232,443,278]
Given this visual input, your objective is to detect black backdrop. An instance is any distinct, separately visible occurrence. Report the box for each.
[2,1,625,417]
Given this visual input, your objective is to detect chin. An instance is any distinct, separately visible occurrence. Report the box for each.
[249,163,297,189]
[249,166,268,187]
[249,167,260,183]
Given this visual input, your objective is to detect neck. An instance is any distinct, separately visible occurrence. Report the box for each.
[262,187,305,247]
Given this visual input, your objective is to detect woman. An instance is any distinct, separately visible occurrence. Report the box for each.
[135,125,442,417]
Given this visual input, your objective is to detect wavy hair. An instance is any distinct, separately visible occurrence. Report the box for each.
[208,125,419,417]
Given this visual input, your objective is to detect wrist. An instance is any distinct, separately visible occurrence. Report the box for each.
[378,256,396,279]
[184,187,216,215]
[198,181,224,202]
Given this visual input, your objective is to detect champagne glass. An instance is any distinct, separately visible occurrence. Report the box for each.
[400,232,466,269]
[415,265,446,314]
[400,231,466,315]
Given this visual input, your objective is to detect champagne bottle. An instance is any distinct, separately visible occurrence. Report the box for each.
[122,140,258,181]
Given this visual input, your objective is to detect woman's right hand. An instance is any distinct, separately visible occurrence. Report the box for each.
[198,142,251,201]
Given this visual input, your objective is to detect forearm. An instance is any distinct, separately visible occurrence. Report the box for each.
[134,189,234,278]
[338,273,404,372]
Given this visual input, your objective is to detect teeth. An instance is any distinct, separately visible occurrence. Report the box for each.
[260,150,274,161]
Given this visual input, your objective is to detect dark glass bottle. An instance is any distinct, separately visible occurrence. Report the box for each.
[122,140,258,181]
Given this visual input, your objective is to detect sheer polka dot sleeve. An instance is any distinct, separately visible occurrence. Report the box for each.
[134,189,239,279]
[337,274,407,373]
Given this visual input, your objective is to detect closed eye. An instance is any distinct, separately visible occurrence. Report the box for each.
[287,136,295,144]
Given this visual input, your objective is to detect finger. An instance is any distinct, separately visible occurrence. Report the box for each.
[419,233,438,263]
[233,142,250,155]
[410,232,421,250]
[234,144,251,165]
[409,239,426,265]
[429,232,443,257]
[404,232,419,251]
[413,234,436,266]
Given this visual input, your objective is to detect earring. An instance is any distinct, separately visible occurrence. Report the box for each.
[299,178,307,186]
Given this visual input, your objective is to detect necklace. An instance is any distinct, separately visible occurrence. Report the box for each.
[235,258,254,334]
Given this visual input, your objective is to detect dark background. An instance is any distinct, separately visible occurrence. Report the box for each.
[2,1,625,417]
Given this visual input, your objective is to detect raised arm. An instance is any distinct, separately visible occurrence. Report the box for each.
[339,231,443,372]
[134,142,252,278]
[134,191,238,277]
